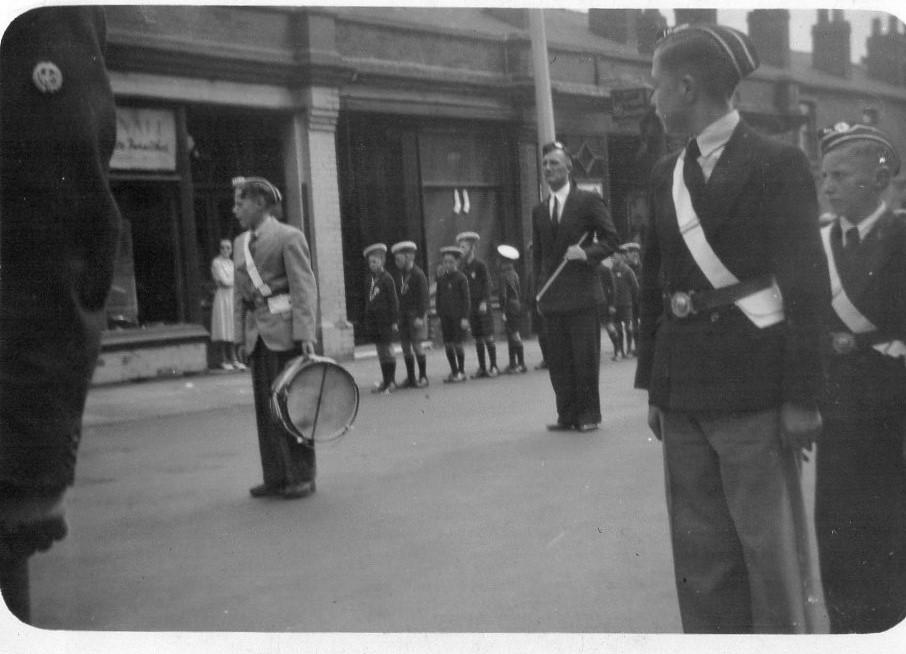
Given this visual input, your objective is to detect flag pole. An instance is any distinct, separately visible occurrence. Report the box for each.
[529,8,556,150]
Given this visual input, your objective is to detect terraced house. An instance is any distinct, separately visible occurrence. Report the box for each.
[81,7,905,382]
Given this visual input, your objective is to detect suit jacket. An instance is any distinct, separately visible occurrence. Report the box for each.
[0,7,121,494]
[821,211,906,419]
[531,184,619,314]
[634,121,830,412]
[233,216,318,352]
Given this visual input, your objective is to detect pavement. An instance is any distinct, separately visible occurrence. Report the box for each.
[5,338,874,654]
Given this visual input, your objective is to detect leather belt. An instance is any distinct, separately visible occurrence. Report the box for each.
[664,274,774,319]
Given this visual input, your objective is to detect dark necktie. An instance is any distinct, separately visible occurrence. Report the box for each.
[683,138,707,208]
[551,196,559,224]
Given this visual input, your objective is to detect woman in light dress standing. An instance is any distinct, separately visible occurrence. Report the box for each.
[210,238,245,370]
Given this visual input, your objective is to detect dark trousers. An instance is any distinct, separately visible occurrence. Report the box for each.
[543,308,601,425]
[250,338,315,487]
[815,414,906,633]
[659,408,813,633]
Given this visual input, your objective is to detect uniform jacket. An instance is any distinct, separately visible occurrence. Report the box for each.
[392,264,429,318]
[821,211,906,419]
[634,121,830,412]
[531,184,619,314]
[598,264,616,315]
[498,267,522,317]
[612,259,639,308]
[461,257,491,312]
[233,217,318,353]
[0,7,121,494]
[364,269,399,329]
[435,270,470,321]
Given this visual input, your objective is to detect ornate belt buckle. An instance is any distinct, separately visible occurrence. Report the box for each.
[831,331,857,355]
[670,291,694,318]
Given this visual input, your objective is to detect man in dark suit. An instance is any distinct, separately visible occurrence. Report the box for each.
[532,143,618,432]
[232,176,319,500]
[635,24,829,633]
[813,123,906,633]
[0,7,121,623]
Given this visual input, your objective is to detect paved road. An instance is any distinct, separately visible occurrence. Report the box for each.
[11,339,854,650]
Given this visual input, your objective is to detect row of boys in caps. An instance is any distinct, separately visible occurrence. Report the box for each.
[362,231,526,392]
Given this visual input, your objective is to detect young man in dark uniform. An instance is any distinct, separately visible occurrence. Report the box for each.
[363,243,399,394]
[597,261,621,360]
[232,176,319,500]
[457,232,499,378]
[391,240,429,388]
[436,246,471,383]
[496,245,527,373]
[814,123,906,633]
[635,24,829,633]
[1,7,121,622]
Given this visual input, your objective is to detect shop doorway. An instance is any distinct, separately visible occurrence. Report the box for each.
[110,181,183,325]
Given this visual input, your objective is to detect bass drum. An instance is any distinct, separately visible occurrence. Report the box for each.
[270,354,359,445]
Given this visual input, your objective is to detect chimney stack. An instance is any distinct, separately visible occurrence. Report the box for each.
[588,9,639,48]
[673,9,717,26]
[866,12,906,87]
[812,9,851,77]
[747,10,790,69]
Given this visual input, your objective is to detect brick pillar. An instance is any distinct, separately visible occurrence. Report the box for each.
[286,86,355,360]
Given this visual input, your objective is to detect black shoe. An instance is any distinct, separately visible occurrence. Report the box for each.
[470,368,490,379]
[249,483,283,498]
[282,480,316,499]
[576,423,599,433]
[546,423,574,432]
[397,378,418,390]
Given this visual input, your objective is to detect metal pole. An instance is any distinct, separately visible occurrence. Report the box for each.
[529,8,556,149]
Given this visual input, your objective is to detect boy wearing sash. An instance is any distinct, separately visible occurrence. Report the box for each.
[635,24,829,633]
[232,177,318,500]
[814,123,906,633]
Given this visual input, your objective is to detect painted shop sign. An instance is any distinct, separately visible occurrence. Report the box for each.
[611,88,651,120]
[111,107,177,171]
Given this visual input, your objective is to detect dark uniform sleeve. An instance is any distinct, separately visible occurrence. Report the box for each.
[384,272,399,324]
[634,159,671,393]
[582,194,620,264]
[458,273,471,321]
[0,7,121,495]
[766,148,830,406]
[415,267,429,317]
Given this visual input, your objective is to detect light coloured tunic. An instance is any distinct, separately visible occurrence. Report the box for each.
[210,255,235,342]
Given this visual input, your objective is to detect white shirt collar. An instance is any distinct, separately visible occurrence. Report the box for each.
[695,110,740,159]
[549,181,571,210]
[839,201,887,242]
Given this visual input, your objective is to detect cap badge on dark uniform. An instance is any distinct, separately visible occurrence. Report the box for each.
[819,122,901,176]
[657,23,760,83]
[32,61,63,94]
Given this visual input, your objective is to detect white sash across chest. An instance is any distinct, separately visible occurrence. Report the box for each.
[820,222,905,359]
[242,230,272,297]
[671,155,785,328]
